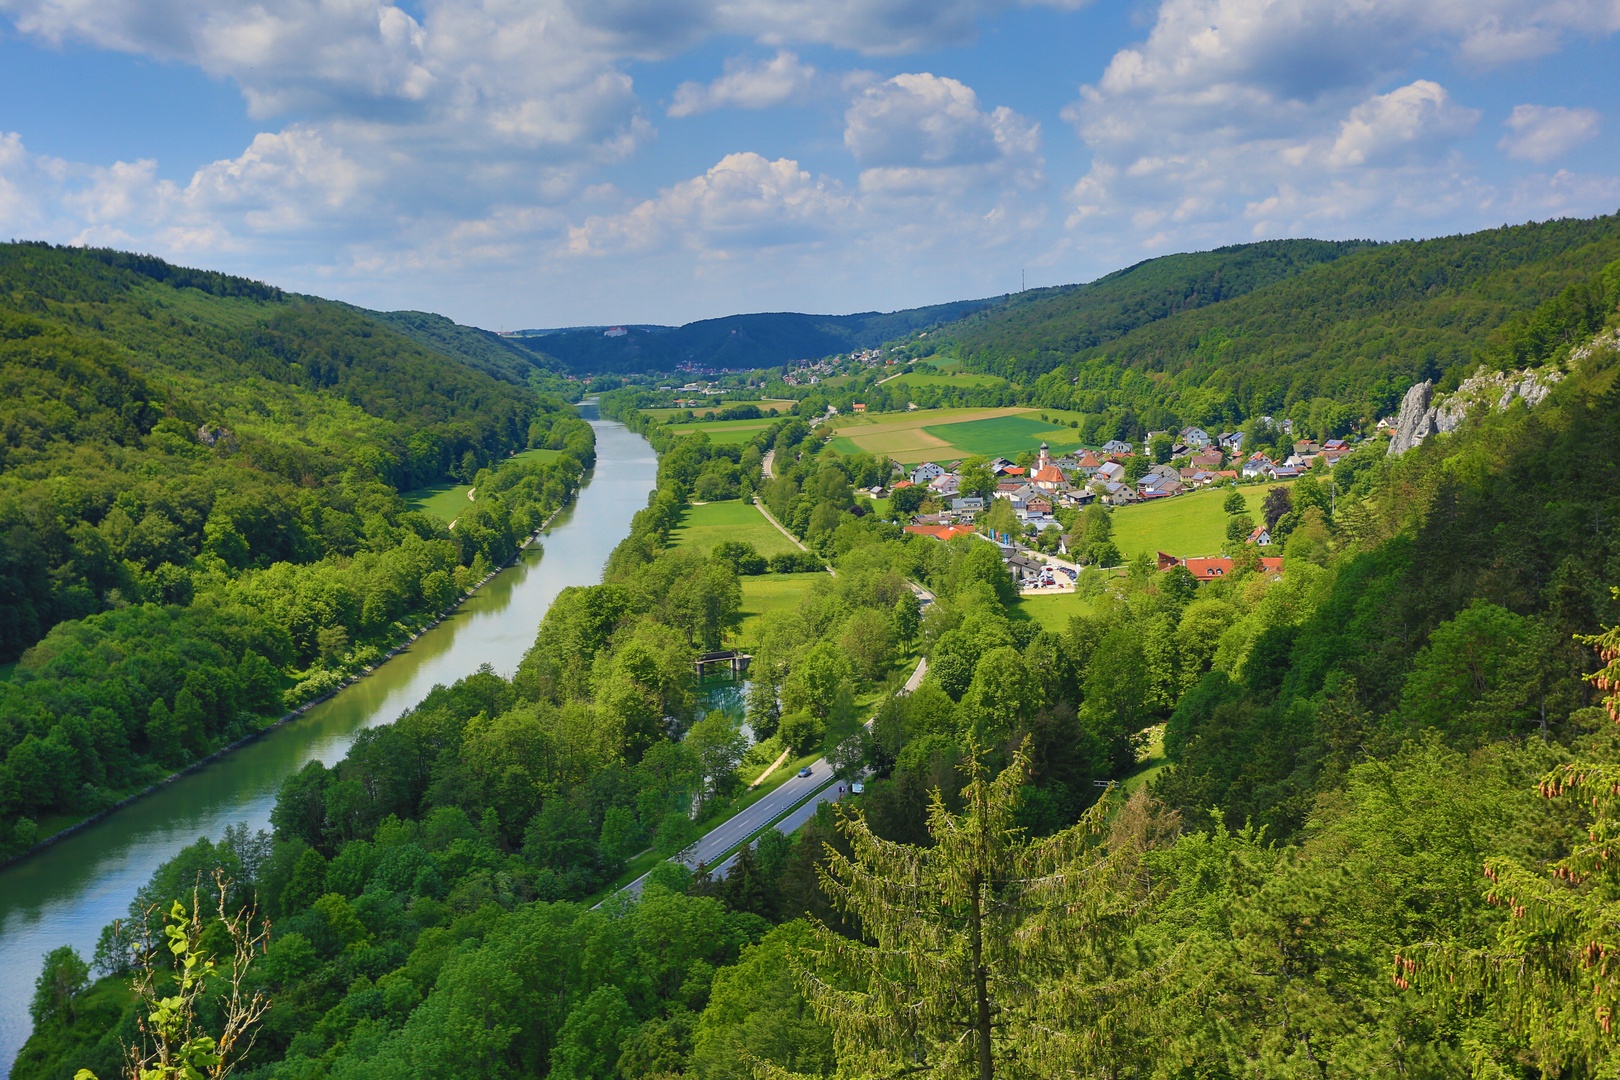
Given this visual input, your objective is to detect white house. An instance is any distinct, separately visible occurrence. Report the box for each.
[910,462,946,485]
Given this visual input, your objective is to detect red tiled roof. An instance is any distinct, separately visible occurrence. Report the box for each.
[1183,557,1234,580]
[891,480,914,489]
[904,524,976,542]
[1033,465,1065,483]
[1004,465,1026,475]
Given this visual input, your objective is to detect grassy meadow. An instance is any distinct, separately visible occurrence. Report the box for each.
[1109,481,1291,561]
[403,447,564,524]
[735,572,829,645]
[1013,590,1093,633]
[889,370,1008,390]
[668,500,802,558]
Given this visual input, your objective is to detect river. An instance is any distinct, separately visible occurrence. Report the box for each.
[0,406,657,1076]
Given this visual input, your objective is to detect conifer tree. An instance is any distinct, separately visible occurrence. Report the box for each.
[1398,602,1620,1074]
[785,745,1150,1080]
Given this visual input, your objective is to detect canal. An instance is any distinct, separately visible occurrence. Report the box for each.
[0,406,657,1075]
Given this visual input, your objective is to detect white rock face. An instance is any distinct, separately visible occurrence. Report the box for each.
[1386,380,1436,457]
[1386,366,1564,457]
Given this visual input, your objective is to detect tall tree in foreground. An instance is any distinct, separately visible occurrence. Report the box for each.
[76,871,270,1080]
[782,745,1152,1080]
[1399,601,1620,1076]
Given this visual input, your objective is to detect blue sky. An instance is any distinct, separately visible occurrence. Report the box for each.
[1,0,1616,329]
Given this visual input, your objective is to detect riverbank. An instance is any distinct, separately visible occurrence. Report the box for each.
[0,504,573,874]
[0,411,659,1076]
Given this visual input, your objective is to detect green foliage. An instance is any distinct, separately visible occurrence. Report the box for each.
[0,245,599,846]
[944,216,1620,440]
[30,945,90,1028]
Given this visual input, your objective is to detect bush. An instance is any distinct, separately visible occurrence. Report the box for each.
[778,710,826,755]
[768,551,823,573]
[712,540,768,575]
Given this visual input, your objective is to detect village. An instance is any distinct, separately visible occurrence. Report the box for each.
[870,424,1361,594]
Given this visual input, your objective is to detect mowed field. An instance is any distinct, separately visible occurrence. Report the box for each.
[825,407,1086,464]
[668,500,802,557]
[1014,591,1093,633]
[889,370,1008,390]
[923,415,1084,458]
[735,572,827,645]
[651,416,780,443]
[1110,481,1292,561]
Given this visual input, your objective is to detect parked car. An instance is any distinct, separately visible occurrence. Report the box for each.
[1061,568,1077,580]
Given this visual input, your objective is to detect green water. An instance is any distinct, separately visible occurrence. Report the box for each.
[0,407,657,1075]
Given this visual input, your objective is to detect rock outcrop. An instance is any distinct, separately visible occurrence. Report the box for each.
[1386,366,1564,457]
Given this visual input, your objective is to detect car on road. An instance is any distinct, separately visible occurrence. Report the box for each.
[797,766,813,777]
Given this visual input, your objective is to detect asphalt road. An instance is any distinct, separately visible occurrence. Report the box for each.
[616,655,929,897]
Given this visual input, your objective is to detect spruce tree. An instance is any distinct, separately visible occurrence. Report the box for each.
[787,745,1146,1079]
[1399,605,1620,1074]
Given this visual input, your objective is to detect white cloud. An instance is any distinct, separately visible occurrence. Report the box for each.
[1059,0,1619,261]
[566,152,850,255]
[1327,81,1478,167]
[1498,104,1603,163]
[844,73,1042,199]
[667,51,865,116]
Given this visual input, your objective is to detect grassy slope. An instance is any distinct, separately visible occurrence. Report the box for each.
[892,371,1008,389]
[669,500,802,558]
[1109,482,1293,561]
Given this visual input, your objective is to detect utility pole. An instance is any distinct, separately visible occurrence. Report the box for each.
[1021,268,1025,293]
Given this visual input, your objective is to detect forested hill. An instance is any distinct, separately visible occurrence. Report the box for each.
[945,237,1373,366]
[360,308,569,386]
[506,297,998,373]
[0,243,597,855]
[937,214,1620,433]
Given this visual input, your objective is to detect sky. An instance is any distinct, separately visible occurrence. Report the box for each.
[0,0,1616,330]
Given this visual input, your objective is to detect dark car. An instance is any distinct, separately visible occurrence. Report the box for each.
[797,766,813,777]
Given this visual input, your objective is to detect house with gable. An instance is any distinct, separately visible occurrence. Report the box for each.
[1241,453,1274,478]
[1101,439,1134,455]
[1190,450,1224,471]
[910,461,946,485]
[1181,427,1213,448]
[1248,525,1272,546]
[1096,461,1125,484]
[1073,449,1103,477]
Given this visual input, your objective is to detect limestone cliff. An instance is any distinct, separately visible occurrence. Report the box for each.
[1386,366,1564,457]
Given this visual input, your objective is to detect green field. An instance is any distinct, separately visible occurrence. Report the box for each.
[822,407,1047,464]
[921,415,1084,458]
[1110,482,1290,561]
[892,370,1008,390]
[1014,591,1093,632]
[735,572,828,644]
[668,500,803,558]
[403,447,564,523]
[655,416,780,443]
